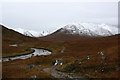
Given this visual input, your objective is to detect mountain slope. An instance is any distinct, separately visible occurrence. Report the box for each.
[39,23,118,41]
[2,25,38,44]
[23,31,35,37]
[39,30,97,41]
[9,23,118,38]
[12,28,50,37]
[60,23,117,36]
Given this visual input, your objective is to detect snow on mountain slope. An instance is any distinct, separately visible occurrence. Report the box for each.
[23,31,34,37]
[10,23,118,37]
[13,28,49,37]
[59,23,118,36]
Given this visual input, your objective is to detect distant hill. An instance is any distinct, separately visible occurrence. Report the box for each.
[1,25,38,44]
[38,23,118,41]
[10,27,50,37]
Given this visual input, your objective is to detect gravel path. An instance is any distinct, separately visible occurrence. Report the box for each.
[44,66,89,80]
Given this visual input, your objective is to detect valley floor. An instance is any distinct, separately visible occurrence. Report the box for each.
[2,34,120,79]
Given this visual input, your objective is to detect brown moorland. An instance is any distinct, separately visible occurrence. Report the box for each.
[2,25,120,79]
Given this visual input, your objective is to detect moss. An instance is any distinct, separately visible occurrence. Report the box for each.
[2,48,34,58]
[34,61,42,65]
[57,63,75,73]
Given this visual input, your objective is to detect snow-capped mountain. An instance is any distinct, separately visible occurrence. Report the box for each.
[12,28,50,37]
[10,23,118,37]
[59,23,118,36]
[23,31,34,37]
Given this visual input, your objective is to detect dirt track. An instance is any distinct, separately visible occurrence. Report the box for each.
[44,65,88,80]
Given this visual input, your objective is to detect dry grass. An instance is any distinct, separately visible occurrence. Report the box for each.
[2,25,119,79]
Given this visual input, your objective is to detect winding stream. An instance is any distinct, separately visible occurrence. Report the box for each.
[0,48,52,62]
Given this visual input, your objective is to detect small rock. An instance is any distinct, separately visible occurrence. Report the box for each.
[101,69,104,72]
[61,46,65,53]
[9,44,18,47]
[86,56,90,60]
[97,52,100,55]
[104,63,107,65]
[8,58,11,61]
[26,64,34,69]
[60,62,63,65]
[78,62,82,65]
[32,54,34,56]
[38,65,41,67]
[95,70,97,72]
[74,60,78,63]
[54,60,58,66]
[100,51,104,55]
[101,56,106,60]
[37,67,42,71]
[54,59,63,65]
[30,75,37,80]
[116,67,120,71]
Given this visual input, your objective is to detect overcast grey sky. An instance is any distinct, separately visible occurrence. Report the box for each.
[1,2,118,32]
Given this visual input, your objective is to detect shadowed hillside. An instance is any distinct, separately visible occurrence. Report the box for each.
[39,28,99,41]
[2,25,39,58]
[2,25,39,44]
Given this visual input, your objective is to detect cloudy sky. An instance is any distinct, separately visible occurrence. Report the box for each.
[0,0,118,32]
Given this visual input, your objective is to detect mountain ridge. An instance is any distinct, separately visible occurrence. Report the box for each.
[38,23,118,41]
[9,23,118,37]
[60,23,117,36]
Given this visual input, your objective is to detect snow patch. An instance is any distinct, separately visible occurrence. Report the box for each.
[61,22,118,36]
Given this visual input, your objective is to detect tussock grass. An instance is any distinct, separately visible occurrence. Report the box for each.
[2,48,34,58]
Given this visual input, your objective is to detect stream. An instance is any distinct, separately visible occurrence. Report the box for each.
[0,48,52,62]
